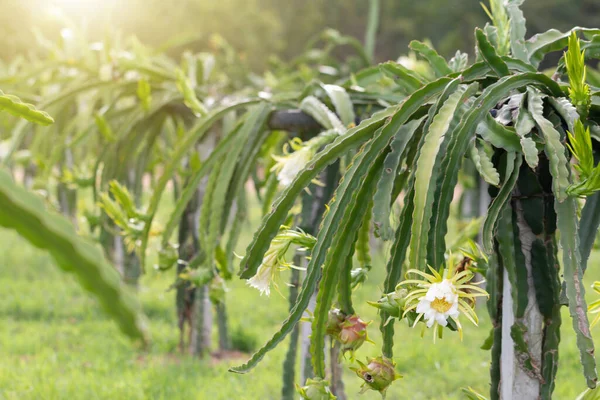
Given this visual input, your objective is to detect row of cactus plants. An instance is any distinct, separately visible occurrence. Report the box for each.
[2,0,600,398]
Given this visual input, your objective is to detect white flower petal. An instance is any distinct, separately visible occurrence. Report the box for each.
[247,276,270,296]
[424,307,436,319]
[416,299,430,314]
[435,313,448,327]
[447,301,460,317]
[426,316,435,328]
[247,264,273,296]
[425,289,438,301]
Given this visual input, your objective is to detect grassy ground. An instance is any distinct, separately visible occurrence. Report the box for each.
[1,220,599,399]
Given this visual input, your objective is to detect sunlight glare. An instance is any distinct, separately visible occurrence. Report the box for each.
[50,0,105,14]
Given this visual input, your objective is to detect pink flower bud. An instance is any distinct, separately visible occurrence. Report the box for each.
[338,314,368,352]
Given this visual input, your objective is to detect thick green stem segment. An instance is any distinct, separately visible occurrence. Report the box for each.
[490,324,503,400]
[482,152,520,253]
[364,0,380,62]
[0,90,54,125]
[487,251,503,400]
[475,28,509,77]
[338,237,357,315]
[556,197,598,388]
[281,266,301,400]
[506,1,528,62]
[580,192,600,273]
[527,87,569,202]
[0,169,149,343]
[409,82,475,272]
[496,204,528,319]
[541,312,561,399]
[225,191,247,273]
[300,165,339,384]
[373,117,424,240]
[381,181,415,358]
[300,294,315,384]
[409,41,452,77]
[356,201,372,270]
[537,238,561,399]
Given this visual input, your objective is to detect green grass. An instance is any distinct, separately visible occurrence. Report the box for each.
[0,220,599,399]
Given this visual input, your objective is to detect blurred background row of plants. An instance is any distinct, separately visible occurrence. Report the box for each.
[3,0,598,71]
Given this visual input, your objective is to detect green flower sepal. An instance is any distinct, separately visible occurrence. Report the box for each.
[296,378,337,400]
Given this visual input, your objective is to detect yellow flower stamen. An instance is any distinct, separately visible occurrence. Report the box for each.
[431,297,453,313]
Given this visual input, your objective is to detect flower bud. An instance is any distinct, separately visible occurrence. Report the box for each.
[325,308,345,336]
[350,266,370,287]
[338,314,369,353]
[390,287,409,308]
[367,297,400,318]
[367,287,408,319]
[353,356,401,396]
[296,378,336,400]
